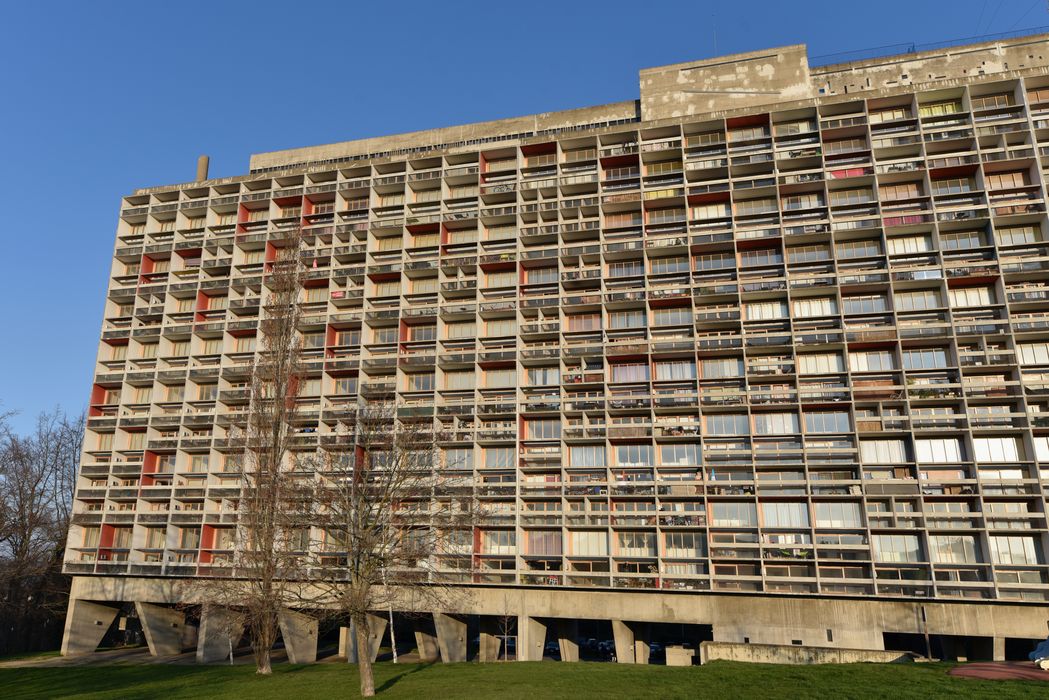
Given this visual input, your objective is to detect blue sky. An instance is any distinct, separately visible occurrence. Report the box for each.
[0,0,1045,432]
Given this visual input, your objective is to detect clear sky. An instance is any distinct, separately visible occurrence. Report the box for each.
[0,0,1045,431]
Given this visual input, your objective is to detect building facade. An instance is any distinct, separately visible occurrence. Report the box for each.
[64,34,1049,661]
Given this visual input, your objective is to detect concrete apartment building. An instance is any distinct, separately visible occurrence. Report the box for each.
[63,32,1049,664]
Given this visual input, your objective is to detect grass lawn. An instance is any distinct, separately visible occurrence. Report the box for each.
[0,660,1046,700]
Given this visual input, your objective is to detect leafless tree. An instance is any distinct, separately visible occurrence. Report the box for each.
[0,407,84,654]
[186,230,310,674]
[299,401,478,697]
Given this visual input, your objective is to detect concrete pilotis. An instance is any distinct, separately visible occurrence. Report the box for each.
[278,610,318,664]
[412,618,440,662]
[612,620,650,664]
[340,613,387,663]
[135,602,186,656]
[478,616,503,662]
[517,616,547,661]
[61,599,119,656]
[556,619,579,662]
[196,606,244,663]
[433,612,467,662]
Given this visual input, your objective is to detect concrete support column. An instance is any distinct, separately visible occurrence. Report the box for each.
[517,616,547,661]
[612,620,650,664]
[278,610,318,664]
[196,606,244,664]
[993,636,1006,662]
[478,616,502,662]
[557,619,579,662]
[339,613,387,664]
[433,613,467,663]
[135,602,186,657]
[412,618,440,662]
[61,599,120,656]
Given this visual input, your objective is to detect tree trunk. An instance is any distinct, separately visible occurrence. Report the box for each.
[354,614,376,697]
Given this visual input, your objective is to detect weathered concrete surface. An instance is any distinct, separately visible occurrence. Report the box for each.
[195,606,244,664]
[478,616,503,662]
[665,645,696,667]
[517,616,546,662]
[557,619,579,662]
[612,620,650,664]
[278,610,318,664]
[135,602,186,656]
[339,613,386,664]
[61,599,119,656]
[433,613,467,663]
[412,618,440,663]
[700,641,913,665]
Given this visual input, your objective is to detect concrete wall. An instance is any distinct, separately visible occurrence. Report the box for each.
[700,641,913,665]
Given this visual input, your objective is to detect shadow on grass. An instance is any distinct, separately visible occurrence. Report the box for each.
[375,661,437,693]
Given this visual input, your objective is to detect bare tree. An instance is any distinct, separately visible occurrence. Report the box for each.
[187,230,310,674]
[300,401,477,697]
[0,407,84,654]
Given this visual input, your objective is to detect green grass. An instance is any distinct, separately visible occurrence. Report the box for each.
[0,660,1046,699]
[0,651,60,663]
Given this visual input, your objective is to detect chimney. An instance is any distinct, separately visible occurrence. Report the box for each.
[196,155,210,181]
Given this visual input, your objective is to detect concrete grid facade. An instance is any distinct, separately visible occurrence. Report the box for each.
[64,34,1049,661]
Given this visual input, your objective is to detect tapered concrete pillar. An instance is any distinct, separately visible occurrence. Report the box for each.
[61,599,119,656]
[278,610,318,664]
[413,618,440,662]
[433,613,467,663]
[196,606,244,663]
[612,620,650,664]
[340,613,387,663]
[518,616,547,661]
[557,619,579,662]
[993,636,1006,662]
[478,616,503,662]
[135,602,186,656]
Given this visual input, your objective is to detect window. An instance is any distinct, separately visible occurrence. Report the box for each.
[485,270,516,288]
[814,502,862,528]
[787,245,831,263]
[652,307,691,326]
[932,177,974,195]
[849,350,895,372]
[615,444,653,466]
[804,411,850,433]
[792,297,838,318]
[664,532,704,558]
[527,367,559,386]
[654,360,696,381]
[526,419,561,440]
[705,414,749,436]
[1019,342,1049,366]
[481,530,516,555]
[919,101,962,117]
[989,536,1042,565]
[373,280,400,297]
[836,240,881,259]
[895,290,941,311]
[484,447,515,469]
[197,384,218,401]
[444,448,472,470]
[915,438,963,463]
[762,502,810,528]
[617,532,657,556]
[744,301,787,320]
[570,445,605,467]
[608,310,646,329]
[996,225,1041,246]
[711,502,757,527]
[235,336,257,353]
[200,338,222,355]
[971,93,1013,110]
[409,277,438,295]
[842,294,888,314]
[798,353,844,374]
[651,256,689,275]
[739,248,783,267]
[526,531,562,556]
[144,527,166,549]
[178,527,201,550]
[565,313,601,332]
[608,260,644,278]
[860,439,908,464]
[484,368,516,388]
[949,286,995,308]
[886,234,932,255]
[611,362,650,382]
[571,531,608,556]
[660,444,699,466]
[929,535,980,564]
[873,534,922,563]
[335,330,361,346]
[880,182,922,200]
[333,377,358,394]
[445,321,476,339]
[828,188,873,206]
[902,348,948,370]
[941,231,984,250]
[695,253,734,270]
[189,454,209,472]
[126,432,145,450]
[972,437,1022,463]
[702,357,743,379]
[485,318,516,337]
[524,267,557,284]
[406,373,435,392]
[753,413,799,435]
[985,171,1028,190]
